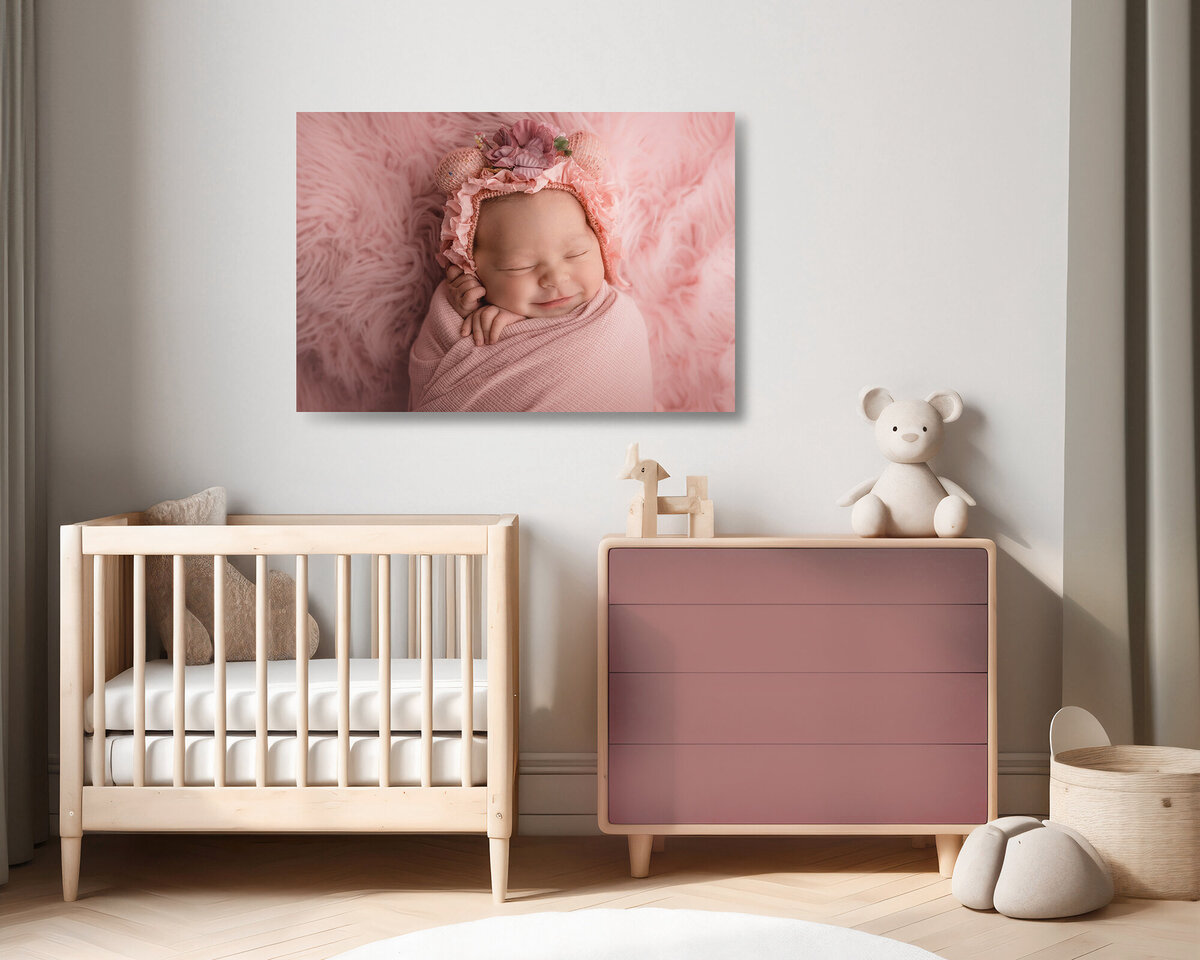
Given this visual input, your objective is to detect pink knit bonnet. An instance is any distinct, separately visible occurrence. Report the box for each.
[436,120,625,287]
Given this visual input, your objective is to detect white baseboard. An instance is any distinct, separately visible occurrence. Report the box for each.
[518,752,1050,834]
[518,753,602,836]
[519,815,602,836]
[997,752,1050,817]
[45,751,1050,838]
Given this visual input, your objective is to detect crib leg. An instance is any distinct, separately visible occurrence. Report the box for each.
[61,836,81,901]
[489,837,510,903]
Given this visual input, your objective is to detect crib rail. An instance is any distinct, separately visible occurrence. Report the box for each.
[81,522,491,557]
[59,514,518,901]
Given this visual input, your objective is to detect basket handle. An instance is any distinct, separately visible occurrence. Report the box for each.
[1050,706,1112,757]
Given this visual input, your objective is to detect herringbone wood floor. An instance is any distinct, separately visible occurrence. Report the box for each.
[1,834,1196,959]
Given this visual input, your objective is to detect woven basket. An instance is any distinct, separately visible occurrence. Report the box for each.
[1050,745,1200,900]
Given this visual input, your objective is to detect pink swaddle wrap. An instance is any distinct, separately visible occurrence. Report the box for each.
[408,281,654,413]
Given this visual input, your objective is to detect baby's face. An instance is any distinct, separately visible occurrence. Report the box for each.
[473,190,604,318]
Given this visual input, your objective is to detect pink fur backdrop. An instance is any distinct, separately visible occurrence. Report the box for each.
[296,112,736,412]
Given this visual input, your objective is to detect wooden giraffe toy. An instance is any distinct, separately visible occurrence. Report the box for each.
[618,443,715,538]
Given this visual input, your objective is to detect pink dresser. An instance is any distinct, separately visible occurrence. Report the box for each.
[598,536,997,879]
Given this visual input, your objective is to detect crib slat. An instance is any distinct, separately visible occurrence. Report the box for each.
[421,554,433,788]
[132,555,146,788]
[445,555,456,658]
[377,554,391,788]
[172,555,186,788]
[370,554,379,659]
[92,558,107,787]
[407,556,418,659]
[256,555,268,788]
[336,554,351,788]
[213,556,226,788]
[459,554,473,787]
[478,554,487,660]
[296,554,309,788]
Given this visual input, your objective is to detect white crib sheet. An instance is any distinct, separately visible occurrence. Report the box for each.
[84,732,487,787]
[84,658,488,734]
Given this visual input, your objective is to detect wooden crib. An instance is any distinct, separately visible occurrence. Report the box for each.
[59,513,518,902]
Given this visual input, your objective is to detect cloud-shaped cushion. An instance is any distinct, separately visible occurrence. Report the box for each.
[952,817,1114,919]
[145,487,319,665]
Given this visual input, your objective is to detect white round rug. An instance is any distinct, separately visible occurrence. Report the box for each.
[328,908,943,959]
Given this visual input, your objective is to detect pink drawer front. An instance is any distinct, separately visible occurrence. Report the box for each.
[609,673,986,744]
[608,604,987,673]
[607,548,988,605]
[607,743,988,825]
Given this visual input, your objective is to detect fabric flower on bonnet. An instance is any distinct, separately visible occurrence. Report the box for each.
[435,120,626,288]
[478,119,564,180]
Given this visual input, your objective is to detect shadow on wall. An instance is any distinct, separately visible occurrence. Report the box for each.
[931,402,993,519]
[993,547,1064,760]
[916,401,1064,762]
[939,395,1065,762]
[1061,595,1134,744]
[520,523,601,755]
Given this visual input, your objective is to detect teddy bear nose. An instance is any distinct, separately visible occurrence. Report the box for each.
[902,432,919,442]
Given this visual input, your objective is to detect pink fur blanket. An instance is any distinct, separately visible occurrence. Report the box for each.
[409,282,654,413]
[296,112,735,412]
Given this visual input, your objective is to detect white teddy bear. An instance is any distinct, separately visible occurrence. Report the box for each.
[838,386,977,537]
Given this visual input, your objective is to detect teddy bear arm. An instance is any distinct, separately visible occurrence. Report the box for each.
[937,476,977,506]
[836,476,879,508]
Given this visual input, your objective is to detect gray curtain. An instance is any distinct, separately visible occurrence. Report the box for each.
[1,0,46,882]
[1064,0,1200,748]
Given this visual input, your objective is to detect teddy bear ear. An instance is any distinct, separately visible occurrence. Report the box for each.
[435,148,486,195]
[566,130,608,179]
[925,389,964,423]
[859,386,893,422]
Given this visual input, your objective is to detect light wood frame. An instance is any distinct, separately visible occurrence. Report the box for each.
[596,535,997,880]
[60,513,518,903]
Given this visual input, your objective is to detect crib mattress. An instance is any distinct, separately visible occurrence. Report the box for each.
[84,658,488,734]
[84,732,487,787]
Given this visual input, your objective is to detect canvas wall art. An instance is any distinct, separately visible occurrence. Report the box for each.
[296,112,736,413]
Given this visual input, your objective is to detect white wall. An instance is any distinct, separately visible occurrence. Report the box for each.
[40,0,1071,826]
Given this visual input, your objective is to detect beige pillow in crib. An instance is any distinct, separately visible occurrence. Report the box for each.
[144,486,224,665]
[144,486,319,665]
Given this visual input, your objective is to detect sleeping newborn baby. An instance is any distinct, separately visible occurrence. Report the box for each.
[445,188,604,346]
[407,121,654,413]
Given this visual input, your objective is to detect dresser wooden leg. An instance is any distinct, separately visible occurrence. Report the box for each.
[652,835,666,853]
[628,834,653,878]
[935,833,964,878]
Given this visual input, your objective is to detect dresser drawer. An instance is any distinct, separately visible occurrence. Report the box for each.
[608,548,988,605]
[608,603,987,673]
[608,743,988,825]
[609,672,986,744]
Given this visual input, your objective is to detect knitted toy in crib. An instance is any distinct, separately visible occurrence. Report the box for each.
[837,387,977,538]
[144,487,319,665]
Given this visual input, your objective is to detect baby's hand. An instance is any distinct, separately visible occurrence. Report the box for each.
[461,304,524,346]
[444,263,485,319]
